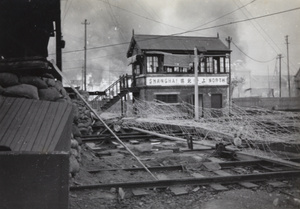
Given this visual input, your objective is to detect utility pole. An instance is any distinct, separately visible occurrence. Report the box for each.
[194,47,199,120]
[226,36,232,114]
[278,54,282,97]
[285,35,291,97]
[82,19,90,91]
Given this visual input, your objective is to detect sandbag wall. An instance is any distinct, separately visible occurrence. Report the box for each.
[0,72,81,177]
[0,72,70,102]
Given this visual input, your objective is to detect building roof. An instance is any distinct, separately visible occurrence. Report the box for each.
[0,96,73,152]
[127,34,230,57]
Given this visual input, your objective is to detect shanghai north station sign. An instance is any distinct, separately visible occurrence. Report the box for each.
[146,76,228,86]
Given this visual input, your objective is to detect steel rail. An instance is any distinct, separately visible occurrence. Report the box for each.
[88,165,185,173]
[87,159,300,174]
[70,170,300,191]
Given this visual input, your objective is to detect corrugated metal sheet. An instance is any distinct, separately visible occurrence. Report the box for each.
[0,96,73,152]
[133,34,229,52]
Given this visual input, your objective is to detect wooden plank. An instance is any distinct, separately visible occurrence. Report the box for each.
[190,173,228,191]
[6,99,33,149]
[0,98,25,146]
[53,107,73,152]
[214,169,258,188]
[191,173,205,178]
[47,104,73,151]
[210,183,228,191]
[239,182,258,188]
[213,170,232,177]
[132,188,149,196]
[0,96,7,109]
[12,100,42,151]
[170,186,189,195]
[42,102,68,151]
[22,101,50,151]
[32,101,60,151]
[267,181,287,188]
[203,162,221,171]
[208,157,224,163]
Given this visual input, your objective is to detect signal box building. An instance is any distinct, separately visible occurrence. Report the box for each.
[127,34,231,117]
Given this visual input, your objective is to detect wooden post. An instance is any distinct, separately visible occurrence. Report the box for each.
[226,36,232,114]
[194,47,199,120]
[278,54,282,97]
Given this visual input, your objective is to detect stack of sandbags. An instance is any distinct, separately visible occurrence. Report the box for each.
[69,137,81,177]
[72,97,94,136]
[0,72,71,103]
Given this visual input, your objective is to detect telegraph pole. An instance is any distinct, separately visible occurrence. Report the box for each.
[82,19,90,91]
[226,36,232,114]
[194,47,199,120]
[278,54,282,97]
[285,35,291,97]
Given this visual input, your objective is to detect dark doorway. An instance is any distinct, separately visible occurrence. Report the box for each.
[211,94,222,117]
[191,94,203,117]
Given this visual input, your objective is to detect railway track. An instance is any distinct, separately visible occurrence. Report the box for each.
[72,130,300,192]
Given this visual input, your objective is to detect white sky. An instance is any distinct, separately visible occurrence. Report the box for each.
[48,0,300,90]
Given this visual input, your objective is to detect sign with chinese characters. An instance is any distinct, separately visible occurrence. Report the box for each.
[146,76,228,86]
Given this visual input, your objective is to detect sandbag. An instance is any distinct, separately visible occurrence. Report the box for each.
[43,77,56,87]
[19,75,48,89]
[72,124,82,138]
[69,155,80,177]
[38,87,62,101]
[3,84,39,99]
[54,80,68,97]
[0,72,19,87]
[0,85,4,94]
[41,73,55,79]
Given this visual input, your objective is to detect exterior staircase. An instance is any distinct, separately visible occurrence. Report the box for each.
[91,74,137,111]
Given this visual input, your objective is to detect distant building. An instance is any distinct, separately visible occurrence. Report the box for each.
[127,33,231,117]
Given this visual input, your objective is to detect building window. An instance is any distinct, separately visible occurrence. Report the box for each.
[164,66,189,73]
[134,64,140,75]
[225,57,230,73]
[166,67,173,73]
[220,57,225,73]
[214,59,218,74]
[147,56,158,73]
[200,61,205,73]
[156,94,178,103]
[206,57,214,73]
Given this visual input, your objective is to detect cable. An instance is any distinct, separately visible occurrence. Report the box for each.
[190,0,257,31]
[97,0,185,31]
[232,41,276,63]
[50,6,300,55]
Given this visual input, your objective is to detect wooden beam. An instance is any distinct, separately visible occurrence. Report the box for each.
[131,127,215,148]
[132,127,300,169]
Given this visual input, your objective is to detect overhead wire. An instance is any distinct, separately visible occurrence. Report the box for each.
[190,0,257,31]
[232,41,276,63]
[50,6,300,56]
[97,0,186,31]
